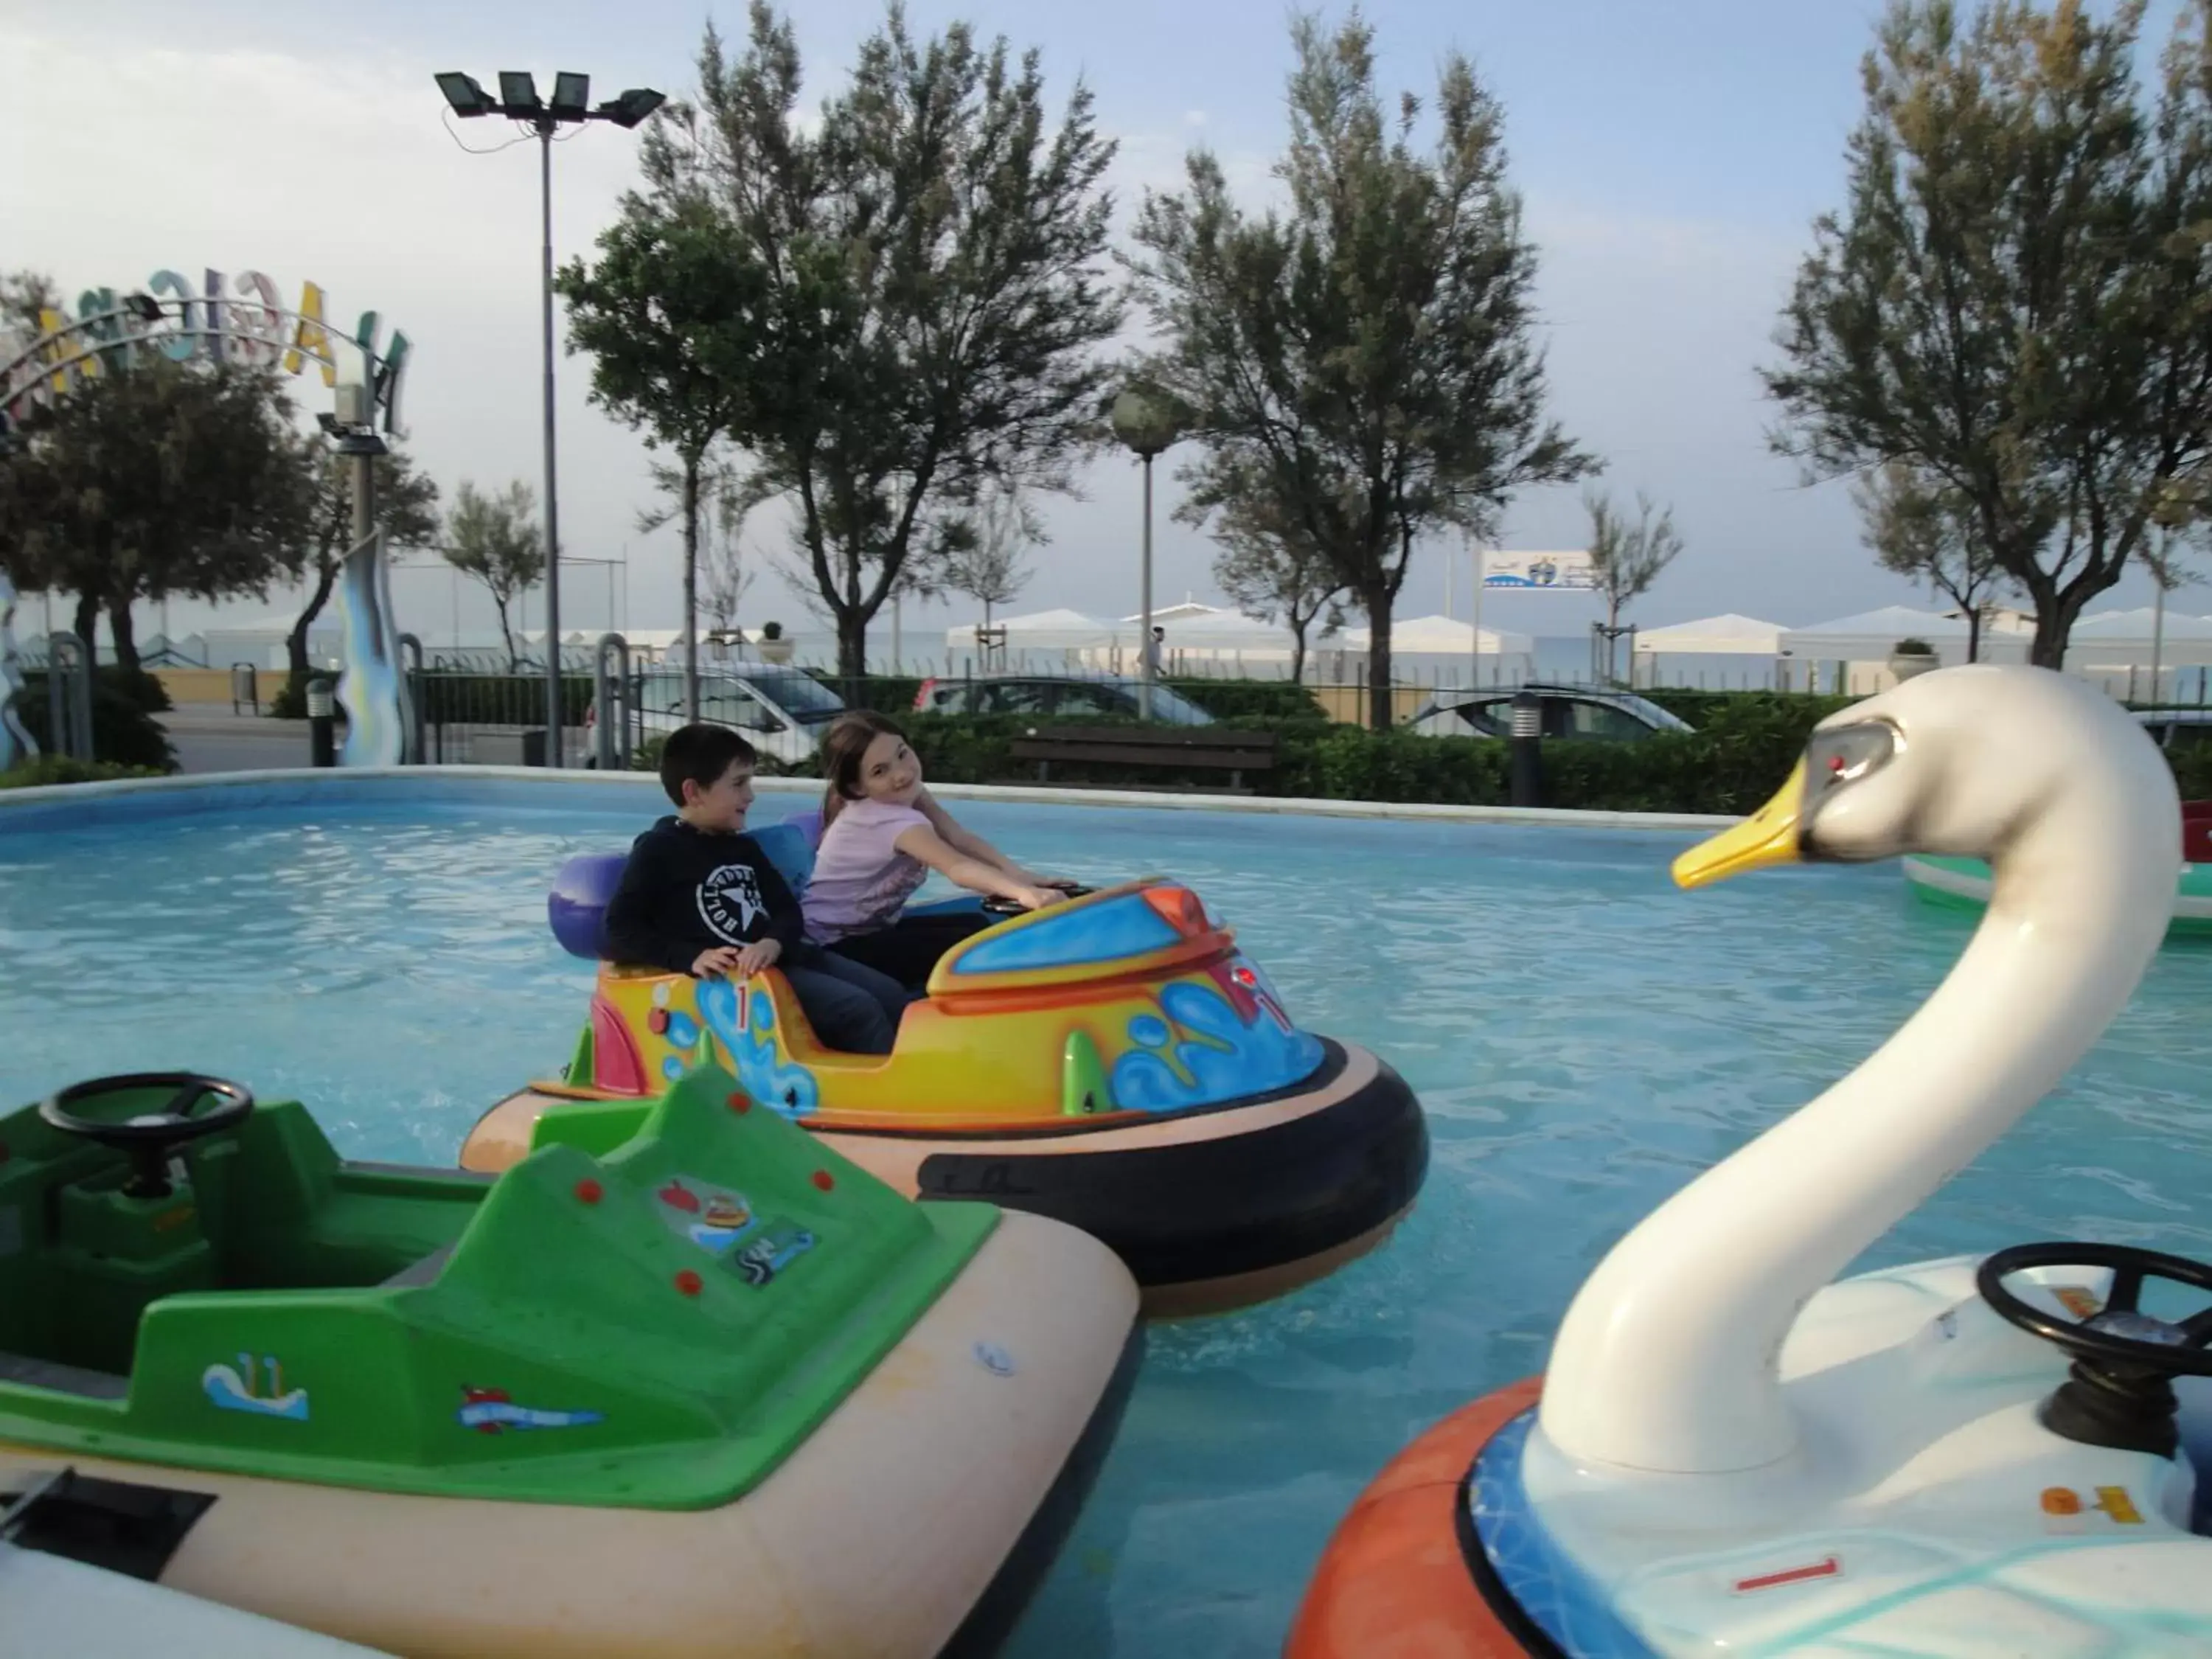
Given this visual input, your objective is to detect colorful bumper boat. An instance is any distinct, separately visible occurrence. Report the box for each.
[0,1061,1139,1657]
[1905,797,2212,939]
[462,820,1429,1318]
[1290,666,2212,1656]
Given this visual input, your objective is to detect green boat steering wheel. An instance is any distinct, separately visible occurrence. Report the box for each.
[40,1072,256,1200]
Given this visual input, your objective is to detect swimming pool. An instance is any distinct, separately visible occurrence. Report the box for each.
[5,773,2211,1657]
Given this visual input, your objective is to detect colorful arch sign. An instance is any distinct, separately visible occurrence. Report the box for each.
[0,269,409,434]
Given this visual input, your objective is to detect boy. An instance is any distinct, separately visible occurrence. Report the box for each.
[602,723,911,1054]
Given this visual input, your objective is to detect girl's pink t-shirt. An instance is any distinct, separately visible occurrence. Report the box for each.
[802,796,933,942]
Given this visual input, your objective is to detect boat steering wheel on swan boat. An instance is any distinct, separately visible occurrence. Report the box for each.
[1290,664,2212,1657]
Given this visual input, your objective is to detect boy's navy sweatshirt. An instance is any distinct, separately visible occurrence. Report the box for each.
[600,815,805,975]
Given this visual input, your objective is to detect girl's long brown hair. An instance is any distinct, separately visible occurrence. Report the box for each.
[819,711,909,824]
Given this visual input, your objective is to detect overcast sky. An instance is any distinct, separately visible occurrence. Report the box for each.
[5,0,2199,645]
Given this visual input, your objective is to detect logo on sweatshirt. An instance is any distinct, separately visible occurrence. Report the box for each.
[699,861,765,942]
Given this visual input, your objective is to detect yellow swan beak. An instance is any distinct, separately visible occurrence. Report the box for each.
[1673,759,1808,889]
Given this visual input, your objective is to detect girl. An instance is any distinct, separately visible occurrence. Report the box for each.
[803,712,1071,987]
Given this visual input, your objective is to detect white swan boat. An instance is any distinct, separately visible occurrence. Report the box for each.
[1288,665,2212,1656]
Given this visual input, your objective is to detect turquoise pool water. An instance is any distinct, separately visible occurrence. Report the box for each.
[4,776,2212,1655]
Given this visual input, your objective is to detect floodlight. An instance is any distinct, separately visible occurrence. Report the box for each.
[435,72,495,116]
[597,87,666,128]
[498,72,542,114]
[549,72,591,119]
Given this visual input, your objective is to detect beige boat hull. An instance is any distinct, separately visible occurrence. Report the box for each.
[0,1211,1139,1659]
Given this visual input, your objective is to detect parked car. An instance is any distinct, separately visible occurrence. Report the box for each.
[912,672,1216,726]
[588,667,850,768]
[1405,683,1695,741]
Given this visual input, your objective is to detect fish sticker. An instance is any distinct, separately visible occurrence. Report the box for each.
[203,1353,309,1422]
[456,1386,604,1434]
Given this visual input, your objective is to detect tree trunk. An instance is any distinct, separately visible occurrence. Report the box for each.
[681,453,702,725]
[2029,592,2088,670]
[72,592,98,652]
[495,599,518,673]
[1966,605,1983,665]
[108,595,139,671]
[1362,586,1393,730]
[838,611,867,681]
[1288,617,1308,686]
[289,554,341,688]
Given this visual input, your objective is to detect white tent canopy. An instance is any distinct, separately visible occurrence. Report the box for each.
[1632,613,1784,655]
[1334,613,1534,657]
[199,611,344,673]
[942,607,1118,652]
[2064,607,2212,670]
[1120,594,1225,624]
[1778,605,2031,667]
[1152,611,1295,652]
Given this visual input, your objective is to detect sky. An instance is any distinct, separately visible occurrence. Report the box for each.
[4,0,2201,650]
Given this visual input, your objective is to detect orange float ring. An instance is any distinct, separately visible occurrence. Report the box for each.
[1284,1377,1547,1659]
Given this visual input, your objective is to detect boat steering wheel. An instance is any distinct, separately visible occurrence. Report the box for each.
[979,882,1096,918]
[1978,1240,2212,1455]
[39,1072,255,1200]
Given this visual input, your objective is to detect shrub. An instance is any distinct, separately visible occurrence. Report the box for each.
[13,675,178,772]
[807,672,925,715]
[1169,678,1328,723]
[100,664,173,714]
[0,755,164,789]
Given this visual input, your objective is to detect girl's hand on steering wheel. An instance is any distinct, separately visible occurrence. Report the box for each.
[1012,884,1068,911]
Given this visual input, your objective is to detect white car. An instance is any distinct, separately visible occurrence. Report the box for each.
[588,667,849,769]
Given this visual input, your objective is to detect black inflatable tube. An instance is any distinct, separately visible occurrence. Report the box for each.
[913,1043,1428,1289]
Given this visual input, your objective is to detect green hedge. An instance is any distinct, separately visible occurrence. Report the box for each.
[613,686,2212,813]
[888,701,2212,815]
[807,672,926,715]
[14,674,178,772]
[1169,678,1327,723]
[0,755,166,789]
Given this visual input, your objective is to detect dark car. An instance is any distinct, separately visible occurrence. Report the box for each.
[1406,684,1694,741]
[913,673,1216,726]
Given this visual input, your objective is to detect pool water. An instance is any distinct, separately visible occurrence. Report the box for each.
[5,778,2212,1656]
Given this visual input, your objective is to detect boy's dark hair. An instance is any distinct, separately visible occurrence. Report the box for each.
[658,723,757,806]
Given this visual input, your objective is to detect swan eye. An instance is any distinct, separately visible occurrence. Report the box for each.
[1807,722,1898,792]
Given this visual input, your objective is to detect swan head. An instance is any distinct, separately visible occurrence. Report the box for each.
[1674,665,2180,889]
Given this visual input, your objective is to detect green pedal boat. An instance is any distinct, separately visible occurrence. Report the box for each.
[1905,799,2212,940]
[0,1065,1141,1658]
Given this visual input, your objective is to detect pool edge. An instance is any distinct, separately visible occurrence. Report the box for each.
[0,766,1736,832]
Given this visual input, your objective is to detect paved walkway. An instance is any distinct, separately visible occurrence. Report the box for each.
[159,705,319,773]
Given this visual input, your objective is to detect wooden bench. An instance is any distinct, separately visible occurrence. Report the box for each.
[1007,726,1279,793]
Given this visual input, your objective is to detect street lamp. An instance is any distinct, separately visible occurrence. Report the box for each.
[436,68,664,767]
[1108,386,1185,719]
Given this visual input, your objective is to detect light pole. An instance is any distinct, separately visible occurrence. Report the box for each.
[436,69,664,767]
[1108,387,1184,719]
